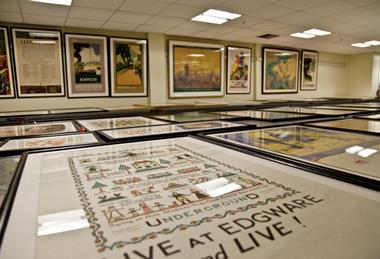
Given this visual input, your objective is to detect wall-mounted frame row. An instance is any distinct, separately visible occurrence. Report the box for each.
[0,27,148,98]
[262,47,318,94]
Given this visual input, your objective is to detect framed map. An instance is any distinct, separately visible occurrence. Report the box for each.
[262,48,299,94]
[169,41,224,98]
[300,50,318,91]
[227,46,251,94]
[110,37,147,97]
[209,125,380,183]
[76,116,168,131]
[151,112,235,123]
[0,133,100,152]
[65,34,108,97]
[212,110,314,121]
[0,27,14,98]
[12,28,65,97]
[100,121,246,140]
[0,121,78,139]
[2,137,380,259]
[307,118,380,135]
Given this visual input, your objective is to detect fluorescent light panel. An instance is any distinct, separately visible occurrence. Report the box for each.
[365,40,380,46]
[192,14,227,24]
[351,42,371,48]
[290,32,315,39]
[191,9,241,25]
[203,9,241,20]
[31,0,72,6]
[304,28,331,36]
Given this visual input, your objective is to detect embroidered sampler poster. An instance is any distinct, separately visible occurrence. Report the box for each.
[68,141,301,257]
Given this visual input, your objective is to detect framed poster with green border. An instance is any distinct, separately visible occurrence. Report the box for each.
[110,37,147,97]
[169,40,224,98]
[65,34,109,97]
[12,28,65,97]
[0,27,15,98]
[226,46,251,94]
[262,47,299,94]
[301,50,318,91]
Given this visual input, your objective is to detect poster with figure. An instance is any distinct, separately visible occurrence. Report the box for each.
[2,137,380,259]
[12,28,64,97]
[0,27,14,98]
[169,41,224,98]
[262,48,299,94]
[65,34,108,97]
[227,47,251,94]
[301,51,318,91]
[110,38,147,97]
[210,125,380,181]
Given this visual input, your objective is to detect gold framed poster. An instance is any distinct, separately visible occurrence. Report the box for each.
[65,34,108,97]
[262,47,299,94]
[110,37,147,97]
[0,27,14,98]
[301,50,318,91]
[12,28,65,97]
[169,40,224,98]
[227,46,251,94]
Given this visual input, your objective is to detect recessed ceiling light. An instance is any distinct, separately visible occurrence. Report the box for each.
[290,32,315,39]
[191,9,241,25]
[30,0,72,6]
[203,9,241,20]
[351,42,371,48]
[191,14,227,24]
[304,28,331,36]
[365,40,380,46]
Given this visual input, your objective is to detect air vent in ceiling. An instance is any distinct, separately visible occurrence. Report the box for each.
[258,33,279,39]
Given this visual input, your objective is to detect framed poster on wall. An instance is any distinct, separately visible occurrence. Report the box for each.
[12,28,65,97]
[301,50,318,91]
[65,34,108,97]
[168,40,224,98]
[226,46,251,94]
[0,27,15,98]
[262,47,299,94]
[110,37,147,97]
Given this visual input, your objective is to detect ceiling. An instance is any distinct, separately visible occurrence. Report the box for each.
[1,0,380,54]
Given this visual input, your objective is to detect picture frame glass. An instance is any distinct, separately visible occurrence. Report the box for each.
[301,51,318,91]
[152,112,234,122]
[209,125,380,180]
[0,27,14,98]
[12,28,64,97]
[307,118,380,134]
[65,34,108,97]
[169,41,224,97]
[111,38,147,96]
[0,121,78,138]
[263,48,299,94]
[227,47,251,94]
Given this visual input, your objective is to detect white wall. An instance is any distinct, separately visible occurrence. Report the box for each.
[347,53,375,97]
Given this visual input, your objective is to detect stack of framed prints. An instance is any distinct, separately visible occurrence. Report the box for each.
[65,34,108,97]
[1,137,379,258]
[76,116,168,131]
[0,133,101,153]
[12,28,65,97]
[262,48,299,94]
[357,114,380,121]
[336,102,380,109]
[212,110,316,121]
[0,121,79,139]
[99,121,250,141]
[264,107,362,116]
[207,125,380,189]
[0,27,14,98]
[151,112,236,123]
[168,41,224,98]
[306,118,380,135]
